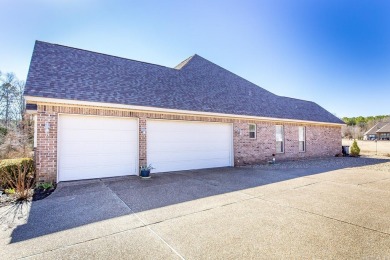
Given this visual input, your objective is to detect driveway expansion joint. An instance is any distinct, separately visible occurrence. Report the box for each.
[358,177,390,186]
[18,225,148,259]
[291,180,322,189]
[102,180,186,260]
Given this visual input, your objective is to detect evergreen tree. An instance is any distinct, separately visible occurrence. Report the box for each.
[350,140,360,157]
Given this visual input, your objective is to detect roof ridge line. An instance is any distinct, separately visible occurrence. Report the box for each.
[174,55,195,69]
[377,122,390,131]
[35,40,177,71]
[277,95,315,103]
[183,54,275,96]
[364,121,388,135]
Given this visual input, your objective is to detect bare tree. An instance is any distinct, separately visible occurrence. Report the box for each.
[0,72,25,127]
[14,79,26,120]
[0,72,33,159]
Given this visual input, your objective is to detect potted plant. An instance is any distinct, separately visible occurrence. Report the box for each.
[268,154,276,165]
[140,164,154,179]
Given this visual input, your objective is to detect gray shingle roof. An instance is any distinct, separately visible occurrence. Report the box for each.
[377,123,390,133]
[364,122,389,135]
[25,41,344,124]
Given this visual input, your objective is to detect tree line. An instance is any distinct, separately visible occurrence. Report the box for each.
[342,115,389,127]
[0,71,33,159]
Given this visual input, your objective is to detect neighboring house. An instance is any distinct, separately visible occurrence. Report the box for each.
[24,41,344,183]
[376,124,390,140]
[364,122,390,140]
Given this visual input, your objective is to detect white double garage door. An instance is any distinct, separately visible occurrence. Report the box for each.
[58,114,233,182]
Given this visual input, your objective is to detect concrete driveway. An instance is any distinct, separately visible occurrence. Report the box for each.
[1,158,390,259]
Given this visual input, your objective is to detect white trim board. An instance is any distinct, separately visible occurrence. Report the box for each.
[25,96,344,126]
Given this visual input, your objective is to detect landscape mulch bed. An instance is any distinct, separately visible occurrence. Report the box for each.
[0,185,56,207]
[32,186,56,201]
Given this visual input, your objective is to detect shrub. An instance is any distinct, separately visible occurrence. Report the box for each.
[350,140,360,157]
[4,188,15,194]
[0,129,33,159]
[0,158,35,200]
[37,182,53,190]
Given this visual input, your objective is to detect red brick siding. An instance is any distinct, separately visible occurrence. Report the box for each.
[35,103,341,182]
[139,117,147,166]
[35,109,58,182]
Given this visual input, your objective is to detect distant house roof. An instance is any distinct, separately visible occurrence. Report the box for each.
[377,123,390,133]
[24,41,344,124]
[364,122,389,135]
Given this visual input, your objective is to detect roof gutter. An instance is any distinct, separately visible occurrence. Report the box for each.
[25,96,344,126]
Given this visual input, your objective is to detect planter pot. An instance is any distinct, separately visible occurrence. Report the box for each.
[140,169,151,178]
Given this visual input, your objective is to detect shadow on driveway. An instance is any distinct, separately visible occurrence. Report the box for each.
[6,157,390,243]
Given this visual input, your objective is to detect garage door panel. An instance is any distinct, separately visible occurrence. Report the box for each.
[60,163,136,175]
[148,127,226,135]
[60,165,133,182]
[151,158,231,173]
[148,141,231,152]
[148,131,230,144]
[149,129,226,142]
[58,115,138,181]
[60,153,137,168]
[149,122,227,133]
[147,120,232,173]
[149,150,231,162]
[60,116,137,131]
[61,141,135,155]
[148,134,228,144]
[61,131,135,142]
[61,129,136,142]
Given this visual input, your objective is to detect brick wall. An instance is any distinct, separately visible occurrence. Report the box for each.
[234,122,341,165]
[35,109,58,182]
[139,117,147,166]
[35,103,341,182]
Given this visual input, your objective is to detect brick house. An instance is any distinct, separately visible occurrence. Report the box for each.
[24,41,343,183]
[376,124,390,140]
[364,122,390,140]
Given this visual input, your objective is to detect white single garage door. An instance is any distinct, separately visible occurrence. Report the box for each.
[58,114,138,182]
[147,120,233,173]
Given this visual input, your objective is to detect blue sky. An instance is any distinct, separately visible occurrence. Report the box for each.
[1,0,389,117]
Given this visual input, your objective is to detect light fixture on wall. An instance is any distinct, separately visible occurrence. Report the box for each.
[45,122,50,135]
[235,127,241,136]
[140,127,146,134]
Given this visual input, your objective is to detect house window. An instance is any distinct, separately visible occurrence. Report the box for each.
[276,125,284,153]
[249,124,256,139]
[380,133,390,140]
[299,126,306,152]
